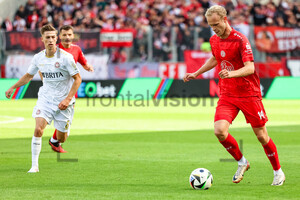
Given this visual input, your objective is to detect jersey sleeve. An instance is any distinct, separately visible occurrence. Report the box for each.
[27,55,39,75]
[209,37,216,57]
[65,54,80,76]
[77,47,88,66]
[240,36,254,63]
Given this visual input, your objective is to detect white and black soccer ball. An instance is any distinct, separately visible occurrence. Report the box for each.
[189,168,213,190]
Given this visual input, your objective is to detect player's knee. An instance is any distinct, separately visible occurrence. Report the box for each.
[34,127,44,137]
[256,134,268,144]
[214,127,227,139]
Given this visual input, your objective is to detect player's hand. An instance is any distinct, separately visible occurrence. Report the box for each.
[5,88,14,99]
[58,99,70,110]
[183,73,197,82]
[85,65,94,72]
[219,69,231,79]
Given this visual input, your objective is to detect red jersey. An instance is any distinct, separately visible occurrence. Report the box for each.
[210,29,261,98]
[58,43,87,66]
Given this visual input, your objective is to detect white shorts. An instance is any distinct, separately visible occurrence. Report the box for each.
[32,100,75,133]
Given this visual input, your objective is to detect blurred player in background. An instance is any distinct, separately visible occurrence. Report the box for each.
[183,5,285,186]
[5,24,82,173]
[58,25,94,72]
[47,25,93,153]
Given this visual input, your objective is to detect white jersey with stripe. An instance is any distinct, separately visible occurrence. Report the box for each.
[27,48,80,106]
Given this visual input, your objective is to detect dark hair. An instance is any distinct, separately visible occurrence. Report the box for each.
[40,24,57,35]
[59,25,74,33]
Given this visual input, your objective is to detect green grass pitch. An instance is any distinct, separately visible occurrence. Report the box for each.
[0,98,299,200]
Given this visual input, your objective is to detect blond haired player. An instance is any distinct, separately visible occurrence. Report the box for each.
[184,5,285,186]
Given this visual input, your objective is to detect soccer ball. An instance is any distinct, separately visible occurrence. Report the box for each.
[189,168,213,190]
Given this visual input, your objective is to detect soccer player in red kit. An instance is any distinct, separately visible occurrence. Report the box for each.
[183,5,285,186]
[58,25,94,72]
[48,25,94,153]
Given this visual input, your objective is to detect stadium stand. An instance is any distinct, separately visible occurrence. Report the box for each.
[0,0,299,63]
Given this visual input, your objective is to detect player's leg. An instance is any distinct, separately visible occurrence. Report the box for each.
[215,99,244,161]
[215,120,244,161]
[50,104,73,153]
[50,119,71,149]
[50,129,58,143]
[252,126,285,186]
[57,130,68,143]
[49,128,68,153]
[28,117,48,173]
[215,120,249,183]
[214,98,249,183]
[239,98,285,185]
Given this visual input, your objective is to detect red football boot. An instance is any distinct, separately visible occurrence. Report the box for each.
[49,139,67,153]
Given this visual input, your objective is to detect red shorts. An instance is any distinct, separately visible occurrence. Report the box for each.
[214,96,268,128]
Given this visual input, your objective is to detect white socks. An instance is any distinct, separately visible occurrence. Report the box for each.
[274,168,284,175]
[31,136,42,168]
[50,137,58,143]
[238,156,247,165]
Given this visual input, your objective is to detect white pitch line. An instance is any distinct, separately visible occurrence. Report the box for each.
[0,116,25,124]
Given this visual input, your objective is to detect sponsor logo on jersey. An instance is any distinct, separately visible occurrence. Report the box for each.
[55,62,60,68]
[220,60,234,71]
[245,43,252,55]
[221,50,226,57]
[42,72,64,78]
[246,43,251,50]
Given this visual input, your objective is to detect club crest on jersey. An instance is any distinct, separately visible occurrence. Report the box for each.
[55,62,60,68]
[36,109,41,115]
[221,50,226,57]
[221,60,234,71]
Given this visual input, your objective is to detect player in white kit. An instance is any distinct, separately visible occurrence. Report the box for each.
[5,24,82,173]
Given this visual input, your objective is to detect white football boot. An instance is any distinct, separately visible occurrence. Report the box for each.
[271,173,285,186]
[28,166,39,173]
[232,161,250,183]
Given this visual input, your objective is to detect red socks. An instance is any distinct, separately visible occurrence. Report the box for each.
[53,129,57,140]
[263,138,281,170]
[219,133,243,161]
[220,134,281,171]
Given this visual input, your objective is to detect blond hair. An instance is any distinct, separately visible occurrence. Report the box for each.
[40,24,57,36]
[205,5,227,18]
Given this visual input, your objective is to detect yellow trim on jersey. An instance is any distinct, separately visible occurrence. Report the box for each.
[44,49,56,58]
[45,54,54,58]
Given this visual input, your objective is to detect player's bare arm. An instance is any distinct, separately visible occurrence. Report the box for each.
[183,56,218,82]
[219,61,255,79]
[5,73,34,98]
[82,64,94,72]
[58,73,82,110]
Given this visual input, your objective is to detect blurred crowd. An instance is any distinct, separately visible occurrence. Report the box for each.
[1,0,300,61]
